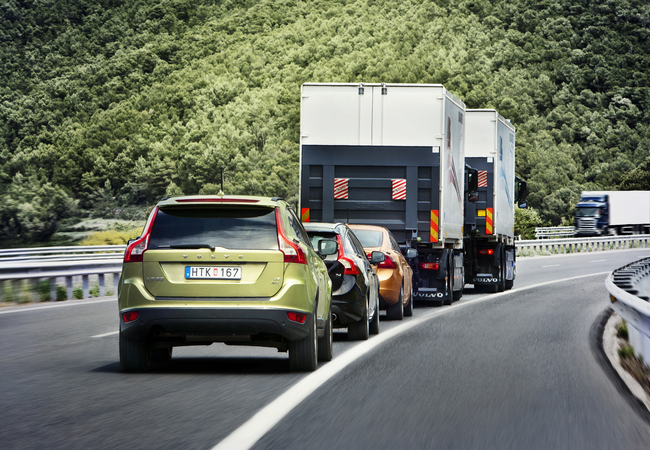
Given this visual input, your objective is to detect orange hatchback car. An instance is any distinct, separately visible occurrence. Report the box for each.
[348,224,415,320]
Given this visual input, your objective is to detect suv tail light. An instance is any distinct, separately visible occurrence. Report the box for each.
[339,256,360,275]
[276,208,307,265]
[419,262,439,270]
[336,235,359,275]
[377,254,396,269]
[124,207,159,263]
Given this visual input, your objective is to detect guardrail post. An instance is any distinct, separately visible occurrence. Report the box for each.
[99,274,105,297]
[31,279,38,303]
[12,279,21,303]
[114,274,119,296]
[49,278,56,302]
[82,275,89,299]
[66,276,73,300]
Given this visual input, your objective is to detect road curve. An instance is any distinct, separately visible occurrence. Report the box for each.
[1,248,649,449]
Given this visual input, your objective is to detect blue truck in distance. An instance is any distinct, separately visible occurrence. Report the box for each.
[574,191,650,236]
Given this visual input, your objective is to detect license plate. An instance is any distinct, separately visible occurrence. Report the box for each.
[185,266,242,280]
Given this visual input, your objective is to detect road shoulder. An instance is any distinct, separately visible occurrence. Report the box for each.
[602,310,650,413]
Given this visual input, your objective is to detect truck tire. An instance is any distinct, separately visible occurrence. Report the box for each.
[453,263,463,301]
[444,256,453,305]
[119,331,152,372]
[386,285,405,320]
[348,294,370,340]
[317,310,333,361]
[289,311,318,371]
[497,251,506,292]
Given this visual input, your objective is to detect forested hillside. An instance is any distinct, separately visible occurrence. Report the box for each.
[1,0,649,243]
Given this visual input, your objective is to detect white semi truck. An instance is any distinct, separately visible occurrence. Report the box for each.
[464,109,527,292]
[299,83,527,303]
[575,191,650,236]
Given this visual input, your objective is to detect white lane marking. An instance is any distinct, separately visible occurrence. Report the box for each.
[211,270,611,450]
[589,259,607,263]
[0,297,116,315]
[92,331,118,338]
[542,264,560,268]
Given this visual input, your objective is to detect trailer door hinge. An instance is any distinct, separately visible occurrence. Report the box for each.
[301,132,309,138]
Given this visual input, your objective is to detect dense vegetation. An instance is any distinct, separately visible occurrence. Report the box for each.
[1,0,649,244]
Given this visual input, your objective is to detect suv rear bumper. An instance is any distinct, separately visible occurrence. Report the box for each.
[120,307,312,342]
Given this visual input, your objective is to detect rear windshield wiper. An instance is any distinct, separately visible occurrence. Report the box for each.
[157,244,216,252]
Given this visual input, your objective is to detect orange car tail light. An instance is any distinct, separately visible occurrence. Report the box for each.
[377,254,396,269]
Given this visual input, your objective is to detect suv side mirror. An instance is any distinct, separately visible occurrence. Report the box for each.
[369,251,385,265]
[318,239,338,257]
[406,248,417,259]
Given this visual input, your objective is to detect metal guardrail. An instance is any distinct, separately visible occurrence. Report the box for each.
[516,235,650,256]
[606,257,650,363]
[2,236,650,303]
[0,246,125,302]
[534,226,576,239]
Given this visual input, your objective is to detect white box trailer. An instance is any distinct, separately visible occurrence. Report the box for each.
[465,109,516,242]
[300,82,466,248]
[299,83,467,304]
[463,110,519,292]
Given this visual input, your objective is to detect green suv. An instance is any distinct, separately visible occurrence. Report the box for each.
[118,195,336,372]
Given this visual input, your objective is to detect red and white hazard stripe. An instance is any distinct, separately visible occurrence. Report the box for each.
[392,179,406,200]
[334,178,349,199]
[478,170,487,188]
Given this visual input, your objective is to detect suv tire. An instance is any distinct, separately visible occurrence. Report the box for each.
[348,294,370,340]
[404,283,414,317]
[289,312,318,371]
[152,347,173,362]
[386,285,404,320]
[120,331,152,372]
[369,289,380,335]
[317,310,333,361]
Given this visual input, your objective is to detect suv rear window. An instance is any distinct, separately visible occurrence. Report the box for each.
[351,229,383,248]
[148,206,279,250]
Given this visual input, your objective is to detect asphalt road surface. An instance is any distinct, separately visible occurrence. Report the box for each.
[2,248,650,450]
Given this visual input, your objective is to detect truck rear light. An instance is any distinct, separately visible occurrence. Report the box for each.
[276,208,307,265]
[122,311,139,323]
[123,207,159,263]
[478,249,494,255]
[419,262,439,270]
[287,312,307,323]
[377,254,396,269]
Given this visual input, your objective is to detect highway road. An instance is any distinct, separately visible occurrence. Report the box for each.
[2,248,650,449]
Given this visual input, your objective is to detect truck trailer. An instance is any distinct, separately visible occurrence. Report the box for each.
[299,83,526,303]
[574,191,650,236]
[463,109,526,292]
